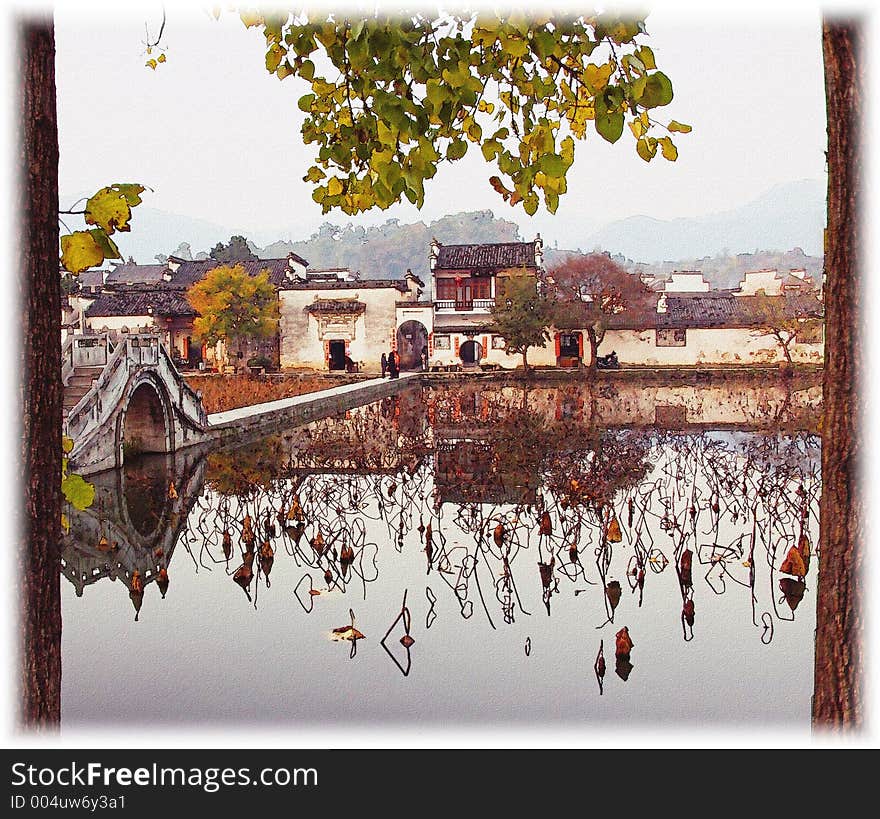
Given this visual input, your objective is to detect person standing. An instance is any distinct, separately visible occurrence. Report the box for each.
[381,352,388,378]
[388,349,399,379]
[421,344,429,371]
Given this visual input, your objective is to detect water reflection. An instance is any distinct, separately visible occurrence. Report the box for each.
[61,376,822,724]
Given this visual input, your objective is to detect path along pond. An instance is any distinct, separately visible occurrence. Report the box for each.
[60,375,822,730]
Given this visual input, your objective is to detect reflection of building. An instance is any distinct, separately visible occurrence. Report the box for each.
[61,449,206,617]
[428,385,539,505]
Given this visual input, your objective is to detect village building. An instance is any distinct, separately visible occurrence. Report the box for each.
[79,253,310,369]
[428,236,553,370]
[63,236,825,374]
[598,291,824,366]
[277,267,426,372]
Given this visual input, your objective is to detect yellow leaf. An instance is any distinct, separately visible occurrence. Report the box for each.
[659,136,678,161]
[60,231,104,273]
[158,53,166,64]
[327,177,343,197]
[146,59,157,70]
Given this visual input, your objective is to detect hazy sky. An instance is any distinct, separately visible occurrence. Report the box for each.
[51,2,828,249]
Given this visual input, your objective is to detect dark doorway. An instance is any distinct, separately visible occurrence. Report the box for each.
[396,320,429,370]
[459,339,482,366]
[328,340,346,371]
[557,332,582,367]
[186,336,202,368]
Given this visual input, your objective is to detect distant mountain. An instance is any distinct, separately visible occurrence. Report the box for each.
[583,178,825,263]
[73,177,825,274]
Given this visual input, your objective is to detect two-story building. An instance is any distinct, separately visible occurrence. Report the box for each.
[428,236,550,369]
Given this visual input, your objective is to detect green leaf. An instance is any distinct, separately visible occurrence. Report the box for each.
[668,120,692,133]
[595,110,625,143]
[265,43,284,73]
[112,183,145,206]
[62,472,95,512]
[636,136,657,162]
[446,139,468,160]
[299,59,315,81]
[60,231,105,274]
[637,71,674,108]
[540,154,566,176]
[635,45,656,70]
[88,228,121,261]
[62,435,74,454]
[84,187,133,233]
[298,93,315,112]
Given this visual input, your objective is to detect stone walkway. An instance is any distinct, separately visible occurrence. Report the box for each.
[207,371,419,427]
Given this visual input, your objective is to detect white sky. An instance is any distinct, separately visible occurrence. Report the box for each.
[50,1,828,248]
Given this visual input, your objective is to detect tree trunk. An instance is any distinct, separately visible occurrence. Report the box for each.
[19,17,62,729]
[521,349,529,372]
[586,327,598,370]
[813,20,862,730]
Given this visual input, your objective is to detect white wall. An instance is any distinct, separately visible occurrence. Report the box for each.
[601,327,824,366]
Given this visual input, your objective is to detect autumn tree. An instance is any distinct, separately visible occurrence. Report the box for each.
[546,253,654,369]
[187,264,280,369]
[488,271,554,371]
[750,290,822,366]
[209,234,258,263]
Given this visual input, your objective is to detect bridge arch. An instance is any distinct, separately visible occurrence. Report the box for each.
[116,371,175,467]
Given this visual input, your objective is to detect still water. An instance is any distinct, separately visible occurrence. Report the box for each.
[61,379,821,731]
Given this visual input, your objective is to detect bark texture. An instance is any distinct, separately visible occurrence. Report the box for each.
[813,20,863,730]
[19,18,62,729]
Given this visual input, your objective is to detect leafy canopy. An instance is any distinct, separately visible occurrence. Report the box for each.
[489,270,554,364]
[187,264,280,346]
[210,235,259,263]
[241,10,689,216]
[546,252,654,337]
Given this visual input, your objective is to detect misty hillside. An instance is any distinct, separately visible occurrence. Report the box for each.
[583,178,825,262]
[258,210,521,278]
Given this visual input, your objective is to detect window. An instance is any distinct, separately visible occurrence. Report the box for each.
[436,279,457,300]
[656,328,687,347]
[491,335,506,349]
[435,276,492,302]
[795,321,823,344]
[434,335,451,350]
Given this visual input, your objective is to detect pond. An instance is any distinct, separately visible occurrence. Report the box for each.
[60,377,822,734]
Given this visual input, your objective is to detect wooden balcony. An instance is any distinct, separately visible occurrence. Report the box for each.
[434,299,495,312]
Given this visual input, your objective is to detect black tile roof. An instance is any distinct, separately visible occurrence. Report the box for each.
[658,294,823,329]
[105,263,167,285]
[105,256,312,289]
[590,293,823,330]
[280,279,409,292]
[435,241,537,271]
[85,290,197,318]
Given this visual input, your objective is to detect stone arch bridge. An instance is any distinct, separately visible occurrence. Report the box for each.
[63,333,210,476]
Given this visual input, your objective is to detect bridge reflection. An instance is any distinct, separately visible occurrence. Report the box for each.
[61,447,207,618]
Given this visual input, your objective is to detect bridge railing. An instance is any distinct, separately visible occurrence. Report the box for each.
[65,333,210,459]
[65,335,130,445]
[158,343,210,427]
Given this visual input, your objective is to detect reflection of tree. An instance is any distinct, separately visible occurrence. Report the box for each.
[63,382,823,694]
